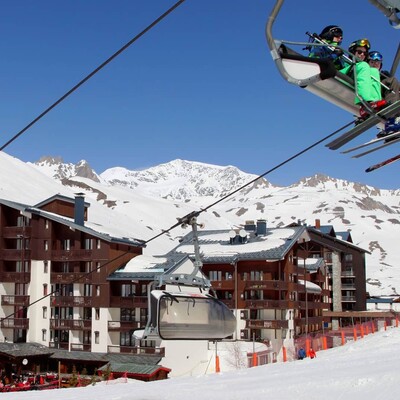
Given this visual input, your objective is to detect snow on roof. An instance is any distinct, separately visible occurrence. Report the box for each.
[119,255,168,273]
[298,280,322,294]
[175,228,299,258]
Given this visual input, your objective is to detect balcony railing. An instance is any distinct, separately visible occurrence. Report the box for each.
[108,320,142,331]
[70,343,92,352]
[50,296,92,307]
[1,295,30,306]
[49,341,69,350]
[109,296,148,308]
[50,319,92,330]
[107,345,165,356]
[2,226,32,238]
[0,272,30,283]
[341,270,355,277]
[0,249,31,261]
[341,296,356,302]
[211,280,235,290]
[50,273,91,284]
[0,318,29,329]
[51,249,93,261]
[246,319,289,329]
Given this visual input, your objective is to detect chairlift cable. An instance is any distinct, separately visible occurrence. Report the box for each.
[0,0,187,152]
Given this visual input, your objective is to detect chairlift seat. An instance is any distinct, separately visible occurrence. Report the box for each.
[277,44,359,115]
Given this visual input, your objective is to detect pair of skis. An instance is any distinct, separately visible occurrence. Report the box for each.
[326,100,400,172]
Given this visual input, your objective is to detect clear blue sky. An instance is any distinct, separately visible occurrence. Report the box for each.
[0,1,399,189]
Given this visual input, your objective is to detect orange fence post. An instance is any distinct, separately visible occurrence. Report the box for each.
[322,336,328,350]
[396,317,399,328]
[305,338,311,357]
[353,328,357,341]
[341,330,345,346]
[252,353,258,367]
[371,322,375,334]
[215,355,220,373]
[384,320,387,331]
[282,346,287,362]
[365,324,369,335]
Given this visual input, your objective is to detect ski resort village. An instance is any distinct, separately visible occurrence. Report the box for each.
[0,151,399,394]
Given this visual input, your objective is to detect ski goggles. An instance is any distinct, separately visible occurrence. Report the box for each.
[329,27,343,37]
[355,39,370,48]
[369,51,383,61]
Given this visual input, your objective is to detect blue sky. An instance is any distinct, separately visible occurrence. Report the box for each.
[0,0,399,189]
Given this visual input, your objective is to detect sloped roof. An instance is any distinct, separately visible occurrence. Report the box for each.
[34,194,90,209]
[0,197,145,247]
[98,361,170,376]
[0,342,54,359]
[170,226,307,263]
[49,349,161,365]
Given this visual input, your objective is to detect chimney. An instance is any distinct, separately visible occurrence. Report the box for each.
[256,219,267,236]
[74,193,85,226]
[244,220,256,232]
[315,219,321,229]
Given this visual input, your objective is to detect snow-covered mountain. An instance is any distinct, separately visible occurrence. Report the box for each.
[19,155,400,297]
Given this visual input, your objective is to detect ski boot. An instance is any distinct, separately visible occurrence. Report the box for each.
[377,116,400,142]
[359,100,387,120]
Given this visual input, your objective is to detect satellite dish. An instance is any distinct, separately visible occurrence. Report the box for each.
[239,229,247,238]
[22,358,28,366]
[229,230,237,239]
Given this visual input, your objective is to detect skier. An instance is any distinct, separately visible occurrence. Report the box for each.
[308,25,345,70]
[368,50,400,138]
[298,347,306,360]
[341,39,383,109]
[309,348,317,359]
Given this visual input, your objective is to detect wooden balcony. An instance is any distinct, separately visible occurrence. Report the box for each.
[245,299,292,309]
[70,343,92,351]
[1,295,30,306]
[2,226,32,238]
[49,341,69,350]
[0,318,29,329]
[0,272,30,283]
[50,319,92,330]
[244,280,291,290]
[246,319,289,329]
[108,320,142,331]
[51,272,91,284]
[51,249,93,261]
[211,280,235,290]
[0,249,31,261]
[109,296,148,308]
[108,345,165,356]
[50,295,92,307]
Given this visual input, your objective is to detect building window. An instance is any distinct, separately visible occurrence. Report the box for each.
[83,331,91,345]
[94,331,99,344]
[44,261,48,274]
[209,271,222,281]
[45,220,49,229]
[96,286,100,296]
[43,284,48,296]
[85,261,92,273]
[62,262,69,273]
[96,262,101,273]
[96,239,101,250]
[43,307,47,319]
[121,284,135,297]
[344,253,353,262]
[42,329,47,341]
[84,284,92,297]
[63,239,71,251]
[85,238,93,250]
[120,331,133,346]
[95,308,100,320]
[121,308,135,321]
[44,240,49,251]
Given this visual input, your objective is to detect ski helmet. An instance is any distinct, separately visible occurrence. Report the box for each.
[319,25,343,41]
[369,51,383,61]
[348,39,371,54]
